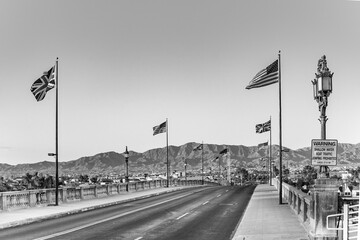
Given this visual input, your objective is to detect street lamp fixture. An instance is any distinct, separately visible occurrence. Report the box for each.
[124,146,129,191]
[312,55,334,177]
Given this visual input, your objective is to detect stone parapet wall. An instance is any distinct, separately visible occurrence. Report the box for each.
[274,178,339,240]
[0,179,214,211]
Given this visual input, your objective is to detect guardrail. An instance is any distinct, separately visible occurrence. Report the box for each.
[0,179,215,211]
[274,178,315,235]
[327,203,359,239]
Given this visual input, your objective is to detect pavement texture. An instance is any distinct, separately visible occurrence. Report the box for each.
[0,186,191,230]
[231,184,310,240]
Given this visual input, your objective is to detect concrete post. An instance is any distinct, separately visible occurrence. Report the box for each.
[29,191,36,207]
[62,188,67,203]
[0,193,5,210]
[80,187,84,200]
[311,179,338,240]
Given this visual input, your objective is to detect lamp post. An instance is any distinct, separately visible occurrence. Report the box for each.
[124,146,129,191]
[184,157,187,181]
[312,55,334,178]
[215,156,220,184]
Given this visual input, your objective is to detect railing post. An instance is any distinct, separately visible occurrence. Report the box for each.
[343,204,349,240]
[94,185,98,198]
[358,192,360,240]
[29,191,36,207]
[80,187,84,200]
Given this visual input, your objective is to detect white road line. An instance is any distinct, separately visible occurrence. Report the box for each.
[33,192,195,240]
[176,213,189,220]
[225,190,229,192]
[202,201,209,205]
[217,194,222,197]
[134,237,143,240]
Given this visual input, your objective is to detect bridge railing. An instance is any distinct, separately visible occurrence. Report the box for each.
[0,179,216,211]
[274,178,315,237]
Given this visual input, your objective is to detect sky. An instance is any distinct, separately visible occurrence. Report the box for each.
[0,0,359,165]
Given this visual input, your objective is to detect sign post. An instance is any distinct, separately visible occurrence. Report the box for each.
[311,139,338,166]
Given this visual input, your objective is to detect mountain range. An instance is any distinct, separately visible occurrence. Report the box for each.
[1,142,360,178]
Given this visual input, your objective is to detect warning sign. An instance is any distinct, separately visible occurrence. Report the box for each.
[311,139,338,166]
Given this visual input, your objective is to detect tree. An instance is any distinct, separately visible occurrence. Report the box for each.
[79,174,89,183]
[90,176,98,184]
[301,165,317,185]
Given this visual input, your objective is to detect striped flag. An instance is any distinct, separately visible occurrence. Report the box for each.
[153,121,167,136]
[30,66,56,101]
[193,144,203,151]
[219,148,228,155]
[256,120,271,133]
[258,141,268,148]
[246,60,278,89]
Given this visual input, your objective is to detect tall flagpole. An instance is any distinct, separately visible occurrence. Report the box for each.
[278,51,283,205]
[201,141,204,185]
[55,58,59,206]
[166,118,169,187]
[269,116,272,186]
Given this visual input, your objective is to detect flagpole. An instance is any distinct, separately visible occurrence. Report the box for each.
[166,118,169,187]
[55,58,59,206]
[269,116,272,186]
[278,51,283,205]
[201,141,204,185]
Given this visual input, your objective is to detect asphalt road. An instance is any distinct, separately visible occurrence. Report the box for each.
[0,185,256,240]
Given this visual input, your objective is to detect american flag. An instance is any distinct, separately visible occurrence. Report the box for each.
[30,66,56,101]
[246,59,278,89]
[256,120,271,133]
[258,141,268,148]
[153,121,167,136]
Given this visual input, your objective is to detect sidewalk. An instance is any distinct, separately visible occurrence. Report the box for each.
[0,186,192,230]
[232,184,310,240]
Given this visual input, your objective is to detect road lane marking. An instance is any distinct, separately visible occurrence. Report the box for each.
[202,201,209,205]
[217,194,222,197]
[176,213,189,220]
[225,190,229,192]
[134,237,143,240]
[33,192,196,240]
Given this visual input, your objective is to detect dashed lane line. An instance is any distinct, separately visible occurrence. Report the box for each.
[176,213,189,220]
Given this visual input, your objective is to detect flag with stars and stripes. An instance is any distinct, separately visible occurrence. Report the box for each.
[246,59,278,89]
[30,66,56,101]
[256,120,271,133]
[153,121,167,136]
[258,141,268,148]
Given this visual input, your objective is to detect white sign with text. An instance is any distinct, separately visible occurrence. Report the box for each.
[311,139,338,166]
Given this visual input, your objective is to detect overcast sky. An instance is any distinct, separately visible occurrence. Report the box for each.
[0,0,359,165]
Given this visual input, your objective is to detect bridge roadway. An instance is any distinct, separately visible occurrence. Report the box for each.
[0,185,255,240]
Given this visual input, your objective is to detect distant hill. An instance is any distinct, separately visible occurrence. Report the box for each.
[1,142,359,178]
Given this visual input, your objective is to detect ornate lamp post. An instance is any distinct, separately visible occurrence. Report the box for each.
[184,157,187,181]
[124,146,129,191]
[312,55,334,178]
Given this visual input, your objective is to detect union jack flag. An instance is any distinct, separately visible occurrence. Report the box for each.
[256,120,271,133]
[30,66,56,101]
